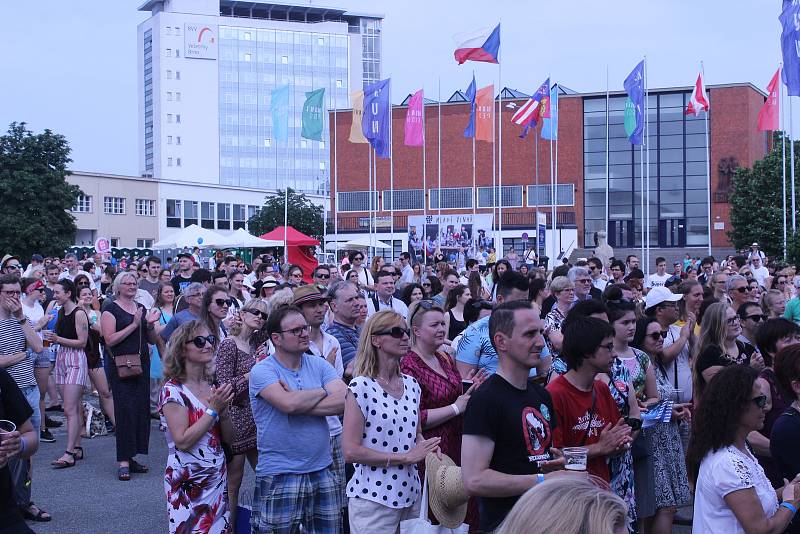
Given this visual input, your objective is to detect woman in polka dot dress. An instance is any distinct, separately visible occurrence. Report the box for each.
[343,310,442,534]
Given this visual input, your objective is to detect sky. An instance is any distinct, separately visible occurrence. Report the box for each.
[0,1,784,176]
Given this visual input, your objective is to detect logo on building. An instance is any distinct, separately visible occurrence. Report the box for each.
[184,24,218,60]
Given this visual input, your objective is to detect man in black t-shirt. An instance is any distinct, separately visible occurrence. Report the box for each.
[462,301,564,532]
[169,253,194,296]
[0,368,37,534]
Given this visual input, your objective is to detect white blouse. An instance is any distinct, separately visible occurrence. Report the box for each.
[346,374,422,509]
[693,445,778,534]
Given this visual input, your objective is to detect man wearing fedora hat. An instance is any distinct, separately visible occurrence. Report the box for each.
[462,300,563,532]
[1,255,22,276]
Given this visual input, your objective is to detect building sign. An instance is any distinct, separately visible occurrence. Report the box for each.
[184,24,218,60]
[407,214,494,264]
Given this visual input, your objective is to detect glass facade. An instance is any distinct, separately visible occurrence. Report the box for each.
[218,26,350,194]
[583,92,709,248]
[143,29,154,172]
[360,19,381,85]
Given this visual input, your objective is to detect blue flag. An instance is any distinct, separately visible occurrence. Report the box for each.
[464,74,477,138]
[623,60,645,145]
[271,85,289,143]
[781,1,800,96]
[362,78,392,158]
[541,84,559,141]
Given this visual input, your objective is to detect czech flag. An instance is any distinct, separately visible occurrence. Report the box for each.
[454,24,500,65]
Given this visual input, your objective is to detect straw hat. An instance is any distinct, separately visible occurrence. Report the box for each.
[425,452,468,528]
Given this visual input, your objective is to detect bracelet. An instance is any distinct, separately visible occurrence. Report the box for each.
[386,456,391,468]
[536,473,545,485]
[205,408,219,420]
[781,501,798,515]
[450,403,460,416]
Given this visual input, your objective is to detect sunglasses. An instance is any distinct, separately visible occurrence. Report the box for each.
[374,326,410,339]
[186,334,217,348]
[409,300,436,324]
[6,264,21,270]
[732,287,750,293]
[422,282,431,287]
[745,314,766,322]
[751,394,767,409]
[214,298,233,307]
[647,331,669,341]
[244,308,268,321]
[315,274,330,279]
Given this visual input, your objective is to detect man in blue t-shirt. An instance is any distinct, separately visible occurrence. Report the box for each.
[249,305,347,533]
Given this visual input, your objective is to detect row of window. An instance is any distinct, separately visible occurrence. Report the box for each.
[72,196,156,216]
[166,199,261,230]
[164,48,181,58]
[165,69,181,80]
[337,185,575,213]
[166,92,182,102]
[163,26,181,36]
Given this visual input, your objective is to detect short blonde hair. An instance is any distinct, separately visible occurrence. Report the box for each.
[407,300,444,345]
[112,272,138,296]
[549,276,573,294]
[230,298,269,338]
[496,478,626,534]
[353,310,406,379]
[162,320,212,382]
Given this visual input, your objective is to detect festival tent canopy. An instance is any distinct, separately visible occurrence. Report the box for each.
[330,236,392,249]
[152,224,225,250]
[258,226,320,247]
[205,228,283,248]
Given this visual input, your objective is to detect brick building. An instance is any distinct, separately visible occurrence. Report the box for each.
[328,82,768,262]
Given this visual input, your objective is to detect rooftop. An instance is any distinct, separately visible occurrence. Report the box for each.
[138,0,383,21]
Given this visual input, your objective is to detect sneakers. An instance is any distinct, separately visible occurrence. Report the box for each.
[40,429,55,443]
[45,416,62,428]
[105,420,115,434]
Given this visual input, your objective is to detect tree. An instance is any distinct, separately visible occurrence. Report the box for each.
[0,123,82,260]
[247,188,324,240]
[728,131,800,263]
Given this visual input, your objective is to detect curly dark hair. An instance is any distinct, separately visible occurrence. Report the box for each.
[685,365,759,486]
[400,283,425,306]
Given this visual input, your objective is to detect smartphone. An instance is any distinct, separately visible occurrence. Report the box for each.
[461,380,473,394]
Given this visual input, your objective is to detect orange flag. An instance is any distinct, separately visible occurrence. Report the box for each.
[475,84,494,143]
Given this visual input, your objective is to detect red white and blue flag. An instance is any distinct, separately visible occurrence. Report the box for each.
[511,78,549,138]
[453,24,500,65]
[685,72,709,116]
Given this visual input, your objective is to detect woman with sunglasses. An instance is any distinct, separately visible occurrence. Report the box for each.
[200,287,231,346]
[687,365,800,534]
[101,272,162,480]
[443,285,471,342]
[73,274,100,311]
[632,317,692,534]
[215,299,267,525]
[150,283,176,422]
[77,285,116,431]
[342,310,441,532]
[160,320,234,534]
[400,301,485,529]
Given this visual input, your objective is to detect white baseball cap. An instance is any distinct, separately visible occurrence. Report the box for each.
[644,286,683,311]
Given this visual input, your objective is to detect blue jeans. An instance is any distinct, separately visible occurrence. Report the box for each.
[8,385,40,508]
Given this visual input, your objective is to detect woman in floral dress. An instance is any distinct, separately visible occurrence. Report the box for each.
[160,320,234,534]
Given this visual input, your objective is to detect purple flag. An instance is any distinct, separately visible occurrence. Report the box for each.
[404,89,425,147]
[362,78,392,158]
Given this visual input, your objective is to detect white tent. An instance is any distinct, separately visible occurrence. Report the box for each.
[206,228,283,248]
[152,224,225,250]
[341,236,392,249]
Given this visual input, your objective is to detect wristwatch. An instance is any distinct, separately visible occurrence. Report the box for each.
[17,317,26,325]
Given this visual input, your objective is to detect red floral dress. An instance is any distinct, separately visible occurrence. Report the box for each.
[159,380,231,534]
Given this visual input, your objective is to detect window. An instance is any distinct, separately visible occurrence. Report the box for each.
[176,136,181,145]
[243,32,252,40]
[103,196,125,215]
[244,53,252,62]
[318,37,324,45]
[319,162,326,170]
[175,92,181,102]
[281,55,288,64]
[166,69,172,79]
[174,26,180,35]
[167,135,173,144]
[477,186,523,208]
[136,238,154,248]
[263,139,271,147]
[175,49,180,58]
[176,158,182,167]
[217,203,231,230]
[430,187,473,209]
[72,194,92,213]
[527,184,575,207]
[165,48,172,57]
[383,189,424,211]
[201,202,215,229]
[166,199,181,227]
[183,200,198,226]
[319,141,325,149]
[176,114,181,123]
[175,71,181,80]
[167,113,173,123]
[167,157,173,166]
[109,238,120,247]
[165,26,172,35]
[167,91,173,101]
[336,79,343,88]
[337,191,380,212]
[233,204,247,229]
[135,199,156,216]
[300,139,307,148]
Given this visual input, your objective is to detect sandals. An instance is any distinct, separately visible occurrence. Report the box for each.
[51,451,77,469]
[129,458,148,473]
[118,466,131,481]
[20,502,52,522]
[73,446,84,461]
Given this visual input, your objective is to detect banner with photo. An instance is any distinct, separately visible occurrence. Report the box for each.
[407,214,494,264]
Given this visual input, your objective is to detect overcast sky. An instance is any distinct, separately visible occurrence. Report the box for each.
[0,1,783,176]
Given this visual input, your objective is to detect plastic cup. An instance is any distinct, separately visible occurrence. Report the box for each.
[672,388,684,403]
[0,419,16,445]
[42,330,53,348]
[563,447,588,471]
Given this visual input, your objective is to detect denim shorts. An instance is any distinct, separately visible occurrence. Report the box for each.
[33,348,52,369]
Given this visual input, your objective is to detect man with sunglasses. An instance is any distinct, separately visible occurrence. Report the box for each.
[0,255,22,276]
[398,252,414,286]
[312,265,332,289]
[750,255,769,288]
[159,283,205,343]
[727,275,752,311]
[644,287,694,402]
[738,302,765,348]
[249,305,346,534]
[57,253,97,294]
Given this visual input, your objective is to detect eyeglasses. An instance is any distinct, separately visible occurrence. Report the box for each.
[244,308,268,321]
[726,316,741,325]
[353,256,363,261]
[732,287,750,293]
[409,300,436,325]
[214,298,233,307]
[575,278,592,284]
[279,324,311,336]
[751,394,767,409]
[373,326,410,339]
[1,290,21,296]
[315,274,330,279]
[745,314,766,323]
[647,331,669,341]
[186,334,217,348]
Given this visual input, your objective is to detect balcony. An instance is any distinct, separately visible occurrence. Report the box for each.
[329,210,576,233]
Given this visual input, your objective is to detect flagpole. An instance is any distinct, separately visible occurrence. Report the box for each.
[438,77,442,224]
[368,146,373,257]
[791,93,796,234]
[334,96,339,262]
[535,127,539,257]
[492,87,498,249]
[644,56,651,273]
[422,89,428,266]
[389,81,395,263]
[554,84,560,262]
[782,65,788,261]
[605,65,610,236]
[498,57,504,252]
[286,79,294,265]
[702,61,712,256]
[548,76,556,267]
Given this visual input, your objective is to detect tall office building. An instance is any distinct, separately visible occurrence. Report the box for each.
[137,0,382,197]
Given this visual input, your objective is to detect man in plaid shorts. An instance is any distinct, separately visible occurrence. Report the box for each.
[249,305,347,533]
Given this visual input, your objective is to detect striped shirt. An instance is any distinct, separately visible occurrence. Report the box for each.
[0,318,36,387]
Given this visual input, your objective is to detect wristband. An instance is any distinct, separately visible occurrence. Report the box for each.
[536,473,545,485]
[781,501,798,515]
[450,403,460,416]
[205,408,218,420]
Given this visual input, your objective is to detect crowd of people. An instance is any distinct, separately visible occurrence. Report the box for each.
[1,241,800,533]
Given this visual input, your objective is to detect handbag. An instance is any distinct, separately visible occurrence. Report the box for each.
[109,309,143,379]
[81,401,108,438]
[400,478,468,534]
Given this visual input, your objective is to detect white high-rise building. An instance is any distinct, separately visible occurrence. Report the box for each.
[137,0,382,199]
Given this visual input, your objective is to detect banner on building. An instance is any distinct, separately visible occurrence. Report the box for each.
[407,214,494,264]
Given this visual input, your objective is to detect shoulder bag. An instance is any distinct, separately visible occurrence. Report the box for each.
[108,304,143,379]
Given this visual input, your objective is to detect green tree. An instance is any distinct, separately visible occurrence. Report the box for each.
[248,188,324,240]
[728,131,800,262]
[0,123,82,260]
